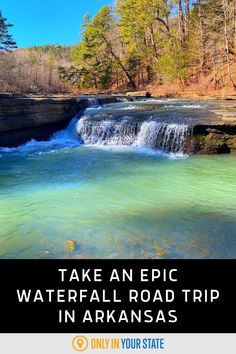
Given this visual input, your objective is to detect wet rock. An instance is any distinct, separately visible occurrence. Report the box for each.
[192,122,236,154]
[193,133,231,154]
[216,143,231,154]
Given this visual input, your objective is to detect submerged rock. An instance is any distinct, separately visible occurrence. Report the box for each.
[154,244,169,258]
[156,249,168,258]
[65,240,76,252]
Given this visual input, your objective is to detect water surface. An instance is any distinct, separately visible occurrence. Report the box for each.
[0,99,235,259]
[0,145,235,259]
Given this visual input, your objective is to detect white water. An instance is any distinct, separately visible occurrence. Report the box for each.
[0,99,192,156]
[0,113,190,156]
[164,104,205,109]
[0,118,81,155]
[77,117,139,146]
[80,96,101,107]
[134,121,189,152]
[77,117,190,154]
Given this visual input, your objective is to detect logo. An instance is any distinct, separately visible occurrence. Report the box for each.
[72,336,89,352]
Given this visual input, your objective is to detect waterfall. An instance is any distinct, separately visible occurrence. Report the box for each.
[135,121,189,153]
[3,98,191,155]
[53,117,80,142]
[87,97,100,107]
[77,118,190,154]
[77,117,140,146]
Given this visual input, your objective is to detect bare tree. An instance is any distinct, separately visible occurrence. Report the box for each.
[178,0,185,45]
[222,0,235,86]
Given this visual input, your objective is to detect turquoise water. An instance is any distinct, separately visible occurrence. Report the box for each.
[0,142,236,259]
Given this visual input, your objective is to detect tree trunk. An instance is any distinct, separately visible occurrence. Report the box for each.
[155,16,171,38]
[184,0,190,15]
[155,4,171,37]
[184,0,190,35]
[178,0,185,45]
[234,0,236,57]
[222,0,235,87]
[48,67,52,88]
[212,46,218,89]
[101,34,136,89]
[149,25,158,61]
[146,65,152,82]
[197,1,206,74]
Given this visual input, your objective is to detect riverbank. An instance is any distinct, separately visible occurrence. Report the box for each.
[1,93,236,154]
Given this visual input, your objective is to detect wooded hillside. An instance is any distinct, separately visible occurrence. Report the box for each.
[1,1,236,95]
[61,0,236,95]
[0,45,72,93]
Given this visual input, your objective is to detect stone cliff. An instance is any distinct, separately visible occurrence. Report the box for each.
[192,110,236,154]
[0,95,81,147]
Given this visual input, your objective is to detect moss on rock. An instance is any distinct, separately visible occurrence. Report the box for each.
[193,131,231,154]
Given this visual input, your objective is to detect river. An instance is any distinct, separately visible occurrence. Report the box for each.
[0,98,235,259]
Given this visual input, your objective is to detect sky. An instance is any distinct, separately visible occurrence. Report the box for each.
[0,0,113,48]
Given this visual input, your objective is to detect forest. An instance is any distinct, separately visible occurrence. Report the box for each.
[1,0,236,95]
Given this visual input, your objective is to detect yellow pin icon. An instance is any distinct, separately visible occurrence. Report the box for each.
[72,336,89,352]
[77,338,84,348]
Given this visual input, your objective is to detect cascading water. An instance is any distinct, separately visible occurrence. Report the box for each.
[2,99,193,156]
[77,117,140,146]
[77,117,190,154]
[53,117,80,143]
[135,121,189,153]
[84,96,101,107]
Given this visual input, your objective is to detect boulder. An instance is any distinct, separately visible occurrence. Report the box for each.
[65,240,77,252]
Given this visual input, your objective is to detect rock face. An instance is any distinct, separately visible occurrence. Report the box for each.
[192,126,236,154]
[0,95,81,147]
[192,119,236,154]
